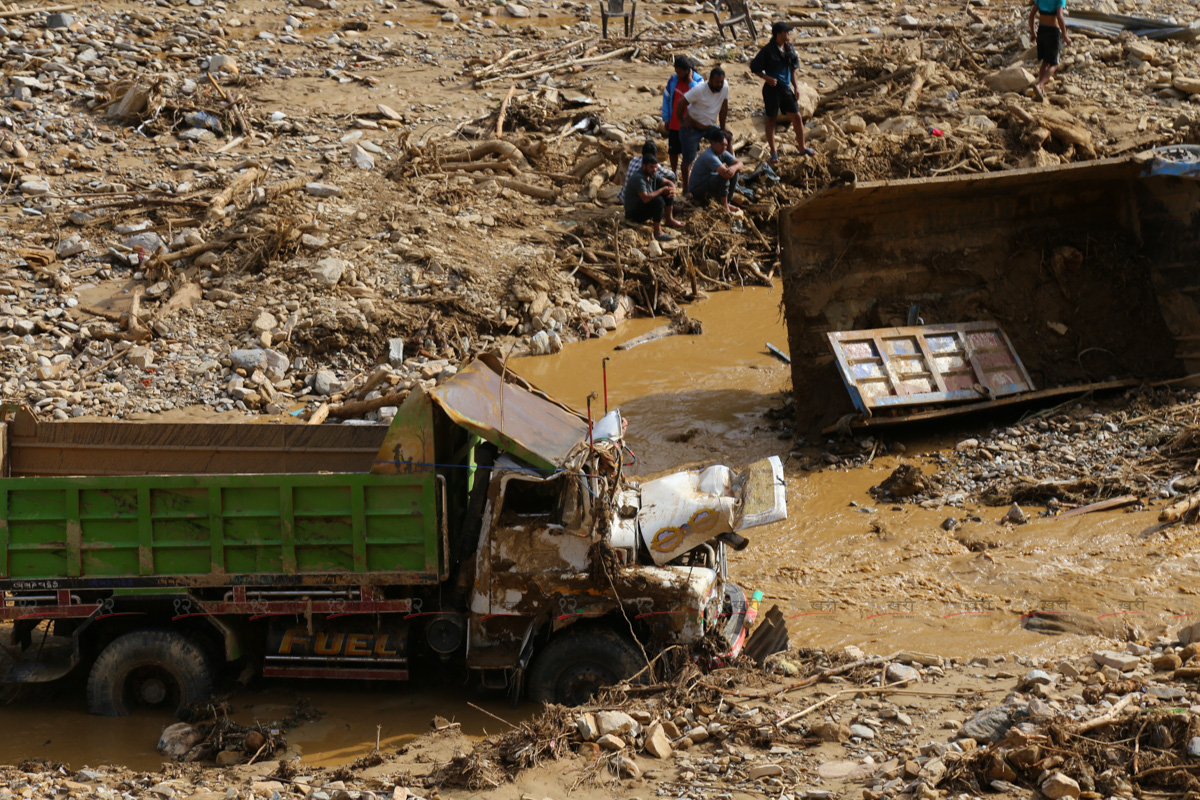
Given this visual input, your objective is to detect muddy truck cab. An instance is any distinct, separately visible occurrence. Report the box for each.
[0,355,786,713]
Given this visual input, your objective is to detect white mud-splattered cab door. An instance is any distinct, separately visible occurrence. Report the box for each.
[638,456,787,565]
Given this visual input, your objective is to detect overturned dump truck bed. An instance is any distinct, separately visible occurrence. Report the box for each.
[779,156,1200,432]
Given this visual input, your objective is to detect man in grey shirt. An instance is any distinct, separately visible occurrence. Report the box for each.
[624,155,685,240]
[687,127,744,215]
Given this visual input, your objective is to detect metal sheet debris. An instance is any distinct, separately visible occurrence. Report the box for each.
[827,321,1035,416]
[1065,9,1200,41]
[428,354,589,470]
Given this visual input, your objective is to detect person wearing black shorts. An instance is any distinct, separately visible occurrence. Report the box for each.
[1029,0,1070,100]
[750,21,814,162]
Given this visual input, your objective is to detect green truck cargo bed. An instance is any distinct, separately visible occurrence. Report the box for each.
[0,472,443,588]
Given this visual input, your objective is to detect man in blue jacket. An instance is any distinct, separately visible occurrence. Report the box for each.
[750,21,815,162]
[661,56,704,179]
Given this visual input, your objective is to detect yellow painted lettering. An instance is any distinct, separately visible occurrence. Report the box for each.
[314,633,344,655]
[278,629,309,655]
[344,633,371,657]
[373,635,398,657]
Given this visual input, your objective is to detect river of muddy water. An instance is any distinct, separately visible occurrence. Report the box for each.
[517,286,1200,661]
[3,286,1197,770]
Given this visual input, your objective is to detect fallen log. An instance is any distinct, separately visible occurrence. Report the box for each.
[476,46,635,86]
[306,403,330,426]
[1073,693,1137,733]
[615,313,702,351]
[470,175,557,200]
[161,239,227,265]
[469,38,590,78]
[207,167,261,218]
[901,61,934,112]
[1159,491,1200,523]
[1056,495,1139,520]
[328,391,410,419]
[1008,104,1035,124]
[355,367,391,401]
[467,139,530,169]
[260,175,307,202]
[0,3,75,18]
[441,160,521,175]
[494,84,516,139]
[818,65,915,111]
[737,651,903,701]
[571,152,609,179]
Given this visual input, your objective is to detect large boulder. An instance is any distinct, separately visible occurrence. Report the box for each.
[984,66,1034,93]
[794,82,819,119]
[1173,75,1200,95]
[957,705,1018,743]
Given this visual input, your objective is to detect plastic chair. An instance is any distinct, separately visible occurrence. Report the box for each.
[599,0,636,38]
[712,0,757,40]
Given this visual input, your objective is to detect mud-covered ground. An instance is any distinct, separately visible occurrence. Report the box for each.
[4,0,1200,794]
[4,0,1200,422]
[4,635,1200,800]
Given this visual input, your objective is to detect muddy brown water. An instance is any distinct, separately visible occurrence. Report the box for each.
[0,682,524,771]
[517,286,1200,659]
[4,287,1198,769]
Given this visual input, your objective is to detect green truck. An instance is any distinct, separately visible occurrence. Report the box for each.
[0,355,786,715]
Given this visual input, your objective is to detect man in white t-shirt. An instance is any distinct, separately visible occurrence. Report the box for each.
[673,66,729,194]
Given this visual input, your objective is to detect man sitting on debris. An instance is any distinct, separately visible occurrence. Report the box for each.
[674,66,729,194]
[661,55,704,178]
[624,154,686,241]
[619,140,676,205]
[750,21,815,162]
[687,127,744,216]
[1029,0,1070,100]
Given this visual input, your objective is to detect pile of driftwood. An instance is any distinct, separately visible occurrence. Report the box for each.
[946,693,1200,795]
[463,37,635,88]
[434,138,558,201]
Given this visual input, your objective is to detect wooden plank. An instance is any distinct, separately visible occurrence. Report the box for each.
[913,334,949,393]
[872,335,905,396]
[822,379,1140,433]
[1055,495,1139,520]
[996,326,1036,390]
[826,332,871,415]
[956,329,991,395]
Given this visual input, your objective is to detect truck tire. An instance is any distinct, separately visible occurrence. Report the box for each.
[86,630,214,717]
[527,627,644,706]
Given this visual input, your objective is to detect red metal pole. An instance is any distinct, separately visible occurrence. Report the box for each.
[586,393,595,450]
[602,357,610,413]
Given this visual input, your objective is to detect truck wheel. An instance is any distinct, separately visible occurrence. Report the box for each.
[87,631,214,717]
[527,627,644,706]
